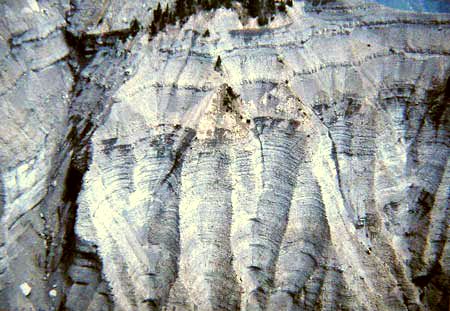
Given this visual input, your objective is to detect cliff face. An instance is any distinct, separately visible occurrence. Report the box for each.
[0,1,449,310]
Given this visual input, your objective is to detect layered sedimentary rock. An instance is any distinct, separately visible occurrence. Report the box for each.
[1,0,449,310]
[0,1,73,309]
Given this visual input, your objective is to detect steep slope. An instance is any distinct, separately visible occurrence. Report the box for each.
[0,0,165,310]
[0,0,449,310]
[77,1,450,310]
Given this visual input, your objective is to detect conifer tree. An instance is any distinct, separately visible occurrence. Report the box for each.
[175,0,186,19]
[161,4,169,25]
[154,2,162,22]
[204,0,214,10]
[210,0,219,9]
[267,0,276,14]
[224,0,232,9]
[150,20,158,36]
[247,0,260,17]
[168,10,176,24]
[214,55,222,71]
[130,18,141,37]
[257,14,268,25]
[186,0,195,14]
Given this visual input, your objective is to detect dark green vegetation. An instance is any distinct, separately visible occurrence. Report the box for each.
[149,0,294,38]
[214,55,222,71]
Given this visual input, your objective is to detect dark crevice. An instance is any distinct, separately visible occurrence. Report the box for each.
[57,142,92,310]
[160,129,196,186]
[72,281,90,286]
[412,263,448,310]
[57,8,142,309]
[61,162,84,204]
[412,263,441,288]
[59,160,85,264]
[328,133,352,221]
[63,30,92,73]
[425,75,450,131]
[63,26,137,83]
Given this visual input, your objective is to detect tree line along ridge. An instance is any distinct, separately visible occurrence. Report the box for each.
[149,0,294,38]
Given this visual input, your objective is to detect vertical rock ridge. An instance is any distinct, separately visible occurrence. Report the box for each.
[79,125,195,310]
[270,162,330,309]
[229,117,306,310]
[311,123,378,310]
[317,258,353,311]
[131,127,195,308]
[178,133,239,310]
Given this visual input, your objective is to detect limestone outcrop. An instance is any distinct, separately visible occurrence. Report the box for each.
[0,0,449,310]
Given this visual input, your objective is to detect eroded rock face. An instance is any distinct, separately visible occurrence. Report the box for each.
[1,0,449,310]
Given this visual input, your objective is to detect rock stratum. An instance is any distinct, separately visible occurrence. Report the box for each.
[0,0,449,310]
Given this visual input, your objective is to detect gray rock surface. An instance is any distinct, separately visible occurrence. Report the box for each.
[0,0,449,310]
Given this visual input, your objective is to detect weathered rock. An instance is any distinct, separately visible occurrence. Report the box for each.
[0,0,449,310]
[20,283,32,297]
